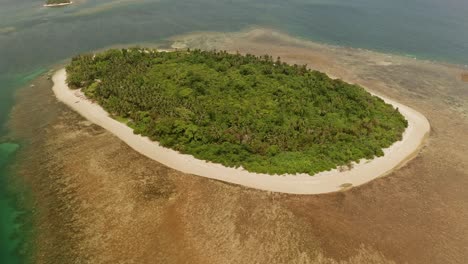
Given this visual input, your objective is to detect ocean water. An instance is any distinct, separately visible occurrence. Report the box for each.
[0,143,21,264]
[1,0,468,262]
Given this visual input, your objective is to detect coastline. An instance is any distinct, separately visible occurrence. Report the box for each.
[43,2,72,7]
[52,68,430,194]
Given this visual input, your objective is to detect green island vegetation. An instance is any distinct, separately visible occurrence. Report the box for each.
[66,48,408,175]
[45,0,71,5]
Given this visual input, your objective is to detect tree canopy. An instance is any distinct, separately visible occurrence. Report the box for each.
[66,48,407,175]
[46,0,71,5]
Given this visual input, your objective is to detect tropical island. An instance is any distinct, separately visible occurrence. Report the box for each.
[44,0,72,7]
[65,48,408,175]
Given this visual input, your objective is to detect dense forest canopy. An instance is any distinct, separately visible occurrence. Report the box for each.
[46,0,71,5]
[66,48,407,175]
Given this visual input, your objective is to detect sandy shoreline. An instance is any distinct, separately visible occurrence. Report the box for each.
[43,1,72,7]
[52,68,430,194]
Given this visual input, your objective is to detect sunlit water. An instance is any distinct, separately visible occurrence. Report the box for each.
[1,0,468,262]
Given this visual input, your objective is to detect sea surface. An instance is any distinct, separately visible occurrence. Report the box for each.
[1,0,468,262]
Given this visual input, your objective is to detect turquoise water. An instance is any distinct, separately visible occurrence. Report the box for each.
[0,70,45,264]
[0,143,22,264]
[1,0,468,262]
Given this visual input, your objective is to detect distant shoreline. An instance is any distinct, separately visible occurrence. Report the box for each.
[52,68,430,194]
[43,1,73,7]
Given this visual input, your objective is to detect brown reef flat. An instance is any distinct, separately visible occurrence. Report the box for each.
[462,73,468,82]
[9,28,468,264]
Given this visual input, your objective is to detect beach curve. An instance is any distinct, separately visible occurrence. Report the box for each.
[43,2,73,7]
[51,68,430,194]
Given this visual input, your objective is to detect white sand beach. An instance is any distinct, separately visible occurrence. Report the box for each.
[43,1,72,7]
[52,68,430,194]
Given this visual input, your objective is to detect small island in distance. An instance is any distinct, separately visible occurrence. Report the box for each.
[65,48,408,175]
[44,0,72,7]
